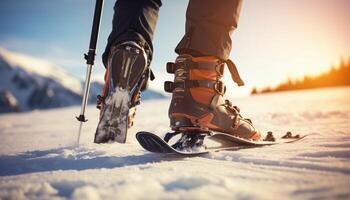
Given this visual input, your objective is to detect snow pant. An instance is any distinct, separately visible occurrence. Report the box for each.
[102,0,243,66]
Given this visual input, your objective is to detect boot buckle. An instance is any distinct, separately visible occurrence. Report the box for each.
[214,81,226,95]
[164,81,174,93]
[166,62,175,73]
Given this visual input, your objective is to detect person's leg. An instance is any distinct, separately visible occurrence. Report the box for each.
[95,0,161,143]
[167,0,262,142]
[175,0,242,60]
[102,0,162,66]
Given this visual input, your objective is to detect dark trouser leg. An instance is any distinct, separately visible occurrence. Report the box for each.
[175,0,242,60]
[102,0,162,66]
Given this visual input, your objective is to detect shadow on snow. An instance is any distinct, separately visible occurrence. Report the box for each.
[0,147,183,176]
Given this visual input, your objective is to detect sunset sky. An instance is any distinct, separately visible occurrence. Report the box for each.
[0,0,349,97]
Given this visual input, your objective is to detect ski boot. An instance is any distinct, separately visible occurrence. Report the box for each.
[165,54,261,147]
[94,41,152,143]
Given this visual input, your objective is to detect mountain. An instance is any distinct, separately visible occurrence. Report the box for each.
[0,48,166,113]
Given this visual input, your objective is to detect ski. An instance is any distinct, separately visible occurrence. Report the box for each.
[136,131,309,155]
[136,132,209,155]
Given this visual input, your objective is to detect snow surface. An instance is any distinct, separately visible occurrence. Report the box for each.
[0,87,350,200]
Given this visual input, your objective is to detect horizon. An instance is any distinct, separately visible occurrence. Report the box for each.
[0,0,349,97]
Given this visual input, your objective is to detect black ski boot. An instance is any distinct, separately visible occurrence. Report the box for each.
[94,41,151,143]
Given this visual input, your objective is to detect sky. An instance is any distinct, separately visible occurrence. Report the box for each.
[0,0,349,97]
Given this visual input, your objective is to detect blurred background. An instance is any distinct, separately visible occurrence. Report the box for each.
[0,0,349,113]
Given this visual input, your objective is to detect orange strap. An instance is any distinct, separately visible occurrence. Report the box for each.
[192,56,244,87]
[225,59,244,86]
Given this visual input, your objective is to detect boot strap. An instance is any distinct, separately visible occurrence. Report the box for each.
[167,61,225,76]
[167,58,244,87]
[225,59,244,86]
[164,80,226,95]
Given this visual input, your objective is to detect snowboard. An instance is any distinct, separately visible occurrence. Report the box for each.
[136,131,309,155]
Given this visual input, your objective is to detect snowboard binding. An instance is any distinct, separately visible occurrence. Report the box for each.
[263,131,276,142]
[164,131,211,151]
[262,131,300,142]
[282,131,300,139]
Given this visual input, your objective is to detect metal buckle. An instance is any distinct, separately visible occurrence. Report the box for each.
[164,81,174,93]
[166,62,175,73]
[214,81,226,95]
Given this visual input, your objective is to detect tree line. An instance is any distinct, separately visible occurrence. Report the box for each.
[251,57,350,95]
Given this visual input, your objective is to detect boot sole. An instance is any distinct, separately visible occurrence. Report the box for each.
[95,87,129,143]
[94,42,147,143]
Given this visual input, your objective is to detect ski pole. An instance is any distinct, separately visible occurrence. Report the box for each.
[76,0,104,146]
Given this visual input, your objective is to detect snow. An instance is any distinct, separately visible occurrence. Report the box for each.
[0,86,350,200]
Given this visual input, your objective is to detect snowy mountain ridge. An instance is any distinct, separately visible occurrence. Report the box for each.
[0,48,165,113]
[0,48,83,95]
